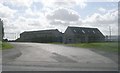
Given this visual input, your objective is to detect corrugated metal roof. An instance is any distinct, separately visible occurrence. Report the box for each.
[68,26,103,36]
[21,29,61,35]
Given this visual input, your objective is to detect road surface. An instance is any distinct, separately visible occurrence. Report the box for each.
[2,42,118,71]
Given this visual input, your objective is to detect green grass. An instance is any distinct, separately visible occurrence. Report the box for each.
[66,42,118,52]
[0,42,13,50]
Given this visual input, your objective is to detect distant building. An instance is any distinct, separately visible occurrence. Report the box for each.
[16,29,63,43]
[63,26,105,43]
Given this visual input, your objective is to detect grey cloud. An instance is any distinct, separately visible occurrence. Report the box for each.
[3,1,28,11]
[84,10,118,25]
[4,26,18,29]
[0,4,15,18]
[50,20,70,26]
[54,1,75,7]
[28,22,42,27]
[30,2,43,12]
[47,8,80,21]
[54,2,69,5]
[82,10,118,35]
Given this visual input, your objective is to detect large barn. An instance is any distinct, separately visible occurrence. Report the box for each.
[63,26,105,43]
[16,29,63,43]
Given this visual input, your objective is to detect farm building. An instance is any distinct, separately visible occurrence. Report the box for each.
[16,29,63,43]
[16,26,105,43]
[63,26,105,43]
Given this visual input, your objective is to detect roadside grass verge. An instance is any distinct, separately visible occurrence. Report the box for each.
[50,42,118,52]
[66,42,118,52]
[0,42,13,50]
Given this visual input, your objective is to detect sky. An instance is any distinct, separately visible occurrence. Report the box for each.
[0,0,119,40]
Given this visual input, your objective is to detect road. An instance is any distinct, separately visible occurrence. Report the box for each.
[2,42,118,71]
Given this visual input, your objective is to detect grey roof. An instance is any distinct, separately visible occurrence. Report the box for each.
[21,29,62,35]
[68,26,104,36]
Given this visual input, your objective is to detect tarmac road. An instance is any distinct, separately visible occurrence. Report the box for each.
[2,42,118,71]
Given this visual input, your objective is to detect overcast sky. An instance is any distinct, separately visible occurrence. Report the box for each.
[0,0,119,40]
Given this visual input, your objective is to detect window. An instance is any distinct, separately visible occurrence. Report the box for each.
[82,30,85,33]
[93,30,95,34]
[74,30,76,32]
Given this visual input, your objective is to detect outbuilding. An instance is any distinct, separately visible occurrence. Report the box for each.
[63,26,105,43]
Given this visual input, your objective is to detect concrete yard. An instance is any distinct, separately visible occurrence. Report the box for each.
[2,42,118,71]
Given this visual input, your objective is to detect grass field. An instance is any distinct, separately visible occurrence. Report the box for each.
[0,42,13,50]
[66,42,118,52]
